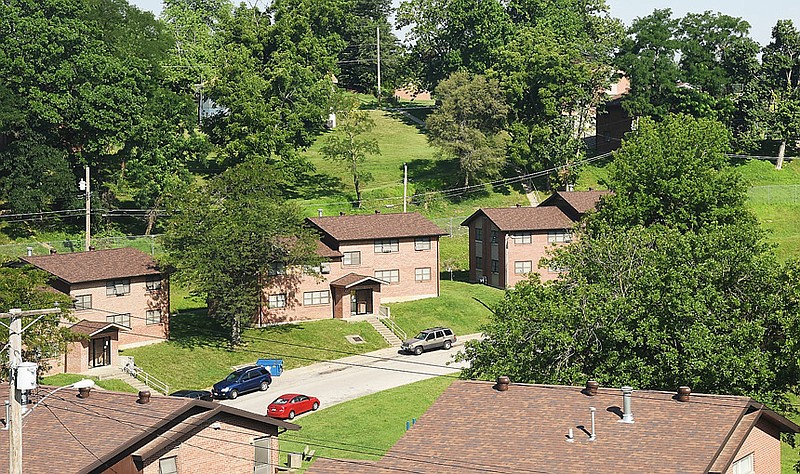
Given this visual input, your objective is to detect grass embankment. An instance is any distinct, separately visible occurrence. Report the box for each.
[279,376,455,472]
[122,310,387,391]
[40,373,138,393]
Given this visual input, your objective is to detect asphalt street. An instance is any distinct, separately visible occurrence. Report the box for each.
[220,334,479,416]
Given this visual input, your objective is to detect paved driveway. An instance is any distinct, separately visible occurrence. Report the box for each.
[220,334,479,416]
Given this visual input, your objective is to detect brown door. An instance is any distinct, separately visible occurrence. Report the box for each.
[90,337,111,367]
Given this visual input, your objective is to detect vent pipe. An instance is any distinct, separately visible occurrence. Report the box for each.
[585,380,599,396]
[137,390,151,404]
[26,247,32,257]
[621,386,634,423]
[677,386,691,402]
[495,376,510,392]
[566,428,574,443]
[589,407,596,441]
[317,209,323,217]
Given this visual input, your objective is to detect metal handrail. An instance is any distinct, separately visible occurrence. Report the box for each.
[378,315,407,342]
[125,364,169,395]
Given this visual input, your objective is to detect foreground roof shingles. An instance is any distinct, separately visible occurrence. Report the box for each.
[307,380,797,474]
[307,212,447,241]
[21,247,161,284]
[462,206,576,231]
[549,190,613,214]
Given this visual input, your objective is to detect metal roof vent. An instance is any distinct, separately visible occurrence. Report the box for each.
[620,386,634,423]
[495,376,510,392]
[585,380,599,396]
[677,386,691,402]
[137,390,151,404]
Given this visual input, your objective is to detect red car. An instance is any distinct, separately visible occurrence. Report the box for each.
[267,393,320,420]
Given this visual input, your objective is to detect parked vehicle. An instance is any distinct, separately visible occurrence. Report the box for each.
[401,327,457,355]
[267,393,320,420]
[169,390,213,402]
[212,366,272,400]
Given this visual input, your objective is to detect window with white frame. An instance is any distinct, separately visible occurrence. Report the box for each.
[514,261,532,274]
[414,237,431,251]
[375,269,400,283]
[159,456,178,474]
[267,262,286,276]
[731,453,754,474]
[105,279,130,296]
[511,232,532,244]
[146,275,161,291]
[374,239,399,253]
[146,309,161,325]
[343,251,361,266]
[107,313,131,328]
[491,259,499,273]
[547,230,572,243]
[268,294,287,308]
[74,294,92,310]
[303,291,330,306]
[415,267,431,281]
[475,227,483,242]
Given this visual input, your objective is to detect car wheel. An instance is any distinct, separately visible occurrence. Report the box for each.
[312,402,319,411]
[288,411,295,420]
[229,389,238,400]
[260,381,269,391]
[414,346,423,356]
[443,340,452,350]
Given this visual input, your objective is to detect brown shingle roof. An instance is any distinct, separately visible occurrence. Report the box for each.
[0,385,298,473]
[541,190,613,214]
[461,206,575,231]
[316,240,343,258]
[329,273,388,288]
[20,247,161,284]
[308,380,799,474]
[69,319,127,337]
[307,213,447,242]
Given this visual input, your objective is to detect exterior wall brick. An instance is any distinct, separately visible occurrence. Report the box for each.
[68,275,169,348]
[725,420,782,474]
[261,236,440,322]
[142,414,280,474]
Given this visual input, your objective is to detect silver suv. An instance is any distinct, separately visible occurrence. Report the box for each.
[401,327,456,355]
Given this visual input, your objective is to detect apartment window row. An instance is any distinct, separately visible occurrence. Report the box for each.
[343,251,361,266]
[303,290,330,306]
[475,227,483,242]
[268,294,287,309]
[415,267,431,281]
[268,262,286,276]
[548,230,572,243]
[74,294,92,310]
[106,279,130,296]
[374,239,399,253]
[514,260,533,275]
[414,237,431,251]
[146,309,161,325]
[106,313,131,328]
[146,275,162,291]
[375,269,400,283]
[511,232,532,244]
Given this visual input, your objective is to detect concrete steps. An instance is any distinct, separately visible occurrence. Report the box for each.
[98,368,152,393]
[366,316,403,347]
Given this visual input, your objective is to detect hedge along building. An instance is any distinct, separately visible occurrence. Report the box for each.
[259,212,448,324]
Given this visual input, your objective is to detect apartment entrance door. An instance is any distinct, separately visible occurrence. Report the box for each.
[90,336,111,368]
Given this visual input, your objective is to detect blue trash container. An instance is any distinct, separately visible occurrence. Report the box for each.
[257,359,284,377]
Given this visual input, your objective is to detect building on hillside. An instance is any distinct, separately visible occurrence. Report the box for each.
[0,384,298,473]
[307,379,799,474]
[461,191,610,288]
[259,212,447,324]
[19,248,169,374]
[595,75,633,154]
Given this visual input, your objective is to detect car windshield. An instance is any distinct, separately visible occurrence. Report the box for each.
[224,373,240,382]
[414,332,429,340]
[272,397,290,404]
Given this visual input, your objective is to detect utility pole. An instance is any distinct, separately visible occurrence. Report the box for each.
[376,25,381,108]
[78,166,90,251]
[2,306,61,474]
[403,163,408,213]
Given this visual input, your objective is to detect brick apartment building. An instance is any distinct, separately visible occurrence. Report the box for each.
[260,212,447,323]
[20,247,169,374]
[308,379,799,474]
[0,385,297,473]
[461,191,611,288]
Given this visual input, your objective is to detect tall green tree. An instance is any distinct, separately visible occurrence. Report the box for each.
[162,161,321,345]
[460,114,800,408]
[0,267,75,375]
[426,71,509,187]
[320,95,381,208]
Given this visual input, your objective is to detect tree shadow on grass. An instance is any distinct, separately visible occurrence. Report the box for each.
[168,309,230,349]
[439,270,470,283]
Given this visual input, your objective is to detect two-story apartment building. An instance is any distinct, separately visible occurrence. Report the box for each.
[260,212,447,324]
[462,191,611,288]
[20,247,169,373]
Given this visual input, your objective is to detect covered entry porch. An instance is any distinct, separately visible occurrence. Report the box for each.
[329,273,388,319]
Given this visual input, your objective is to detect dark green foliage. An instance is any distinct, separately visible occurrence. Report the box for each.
[162,161,321,345]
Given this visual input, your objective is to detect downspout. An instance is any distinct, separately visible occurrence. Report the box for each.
[436,235,441,297]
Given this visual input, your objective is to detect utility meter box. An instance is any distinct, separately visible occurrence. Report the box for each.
[16,362,38,390]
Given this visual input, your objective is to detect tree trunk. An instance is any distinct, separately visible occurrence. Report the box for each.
[354,174,361,208]
[776,140,786,170]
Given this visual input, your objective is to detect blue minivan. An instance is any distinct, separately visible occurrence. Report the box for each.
[212,366,272,399]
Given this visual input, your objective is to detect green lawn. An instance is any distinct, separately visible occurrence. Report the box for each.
[40,373,139,393]
[122,311,388,391]
[387,280,503,337]
[279,376,455,471]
